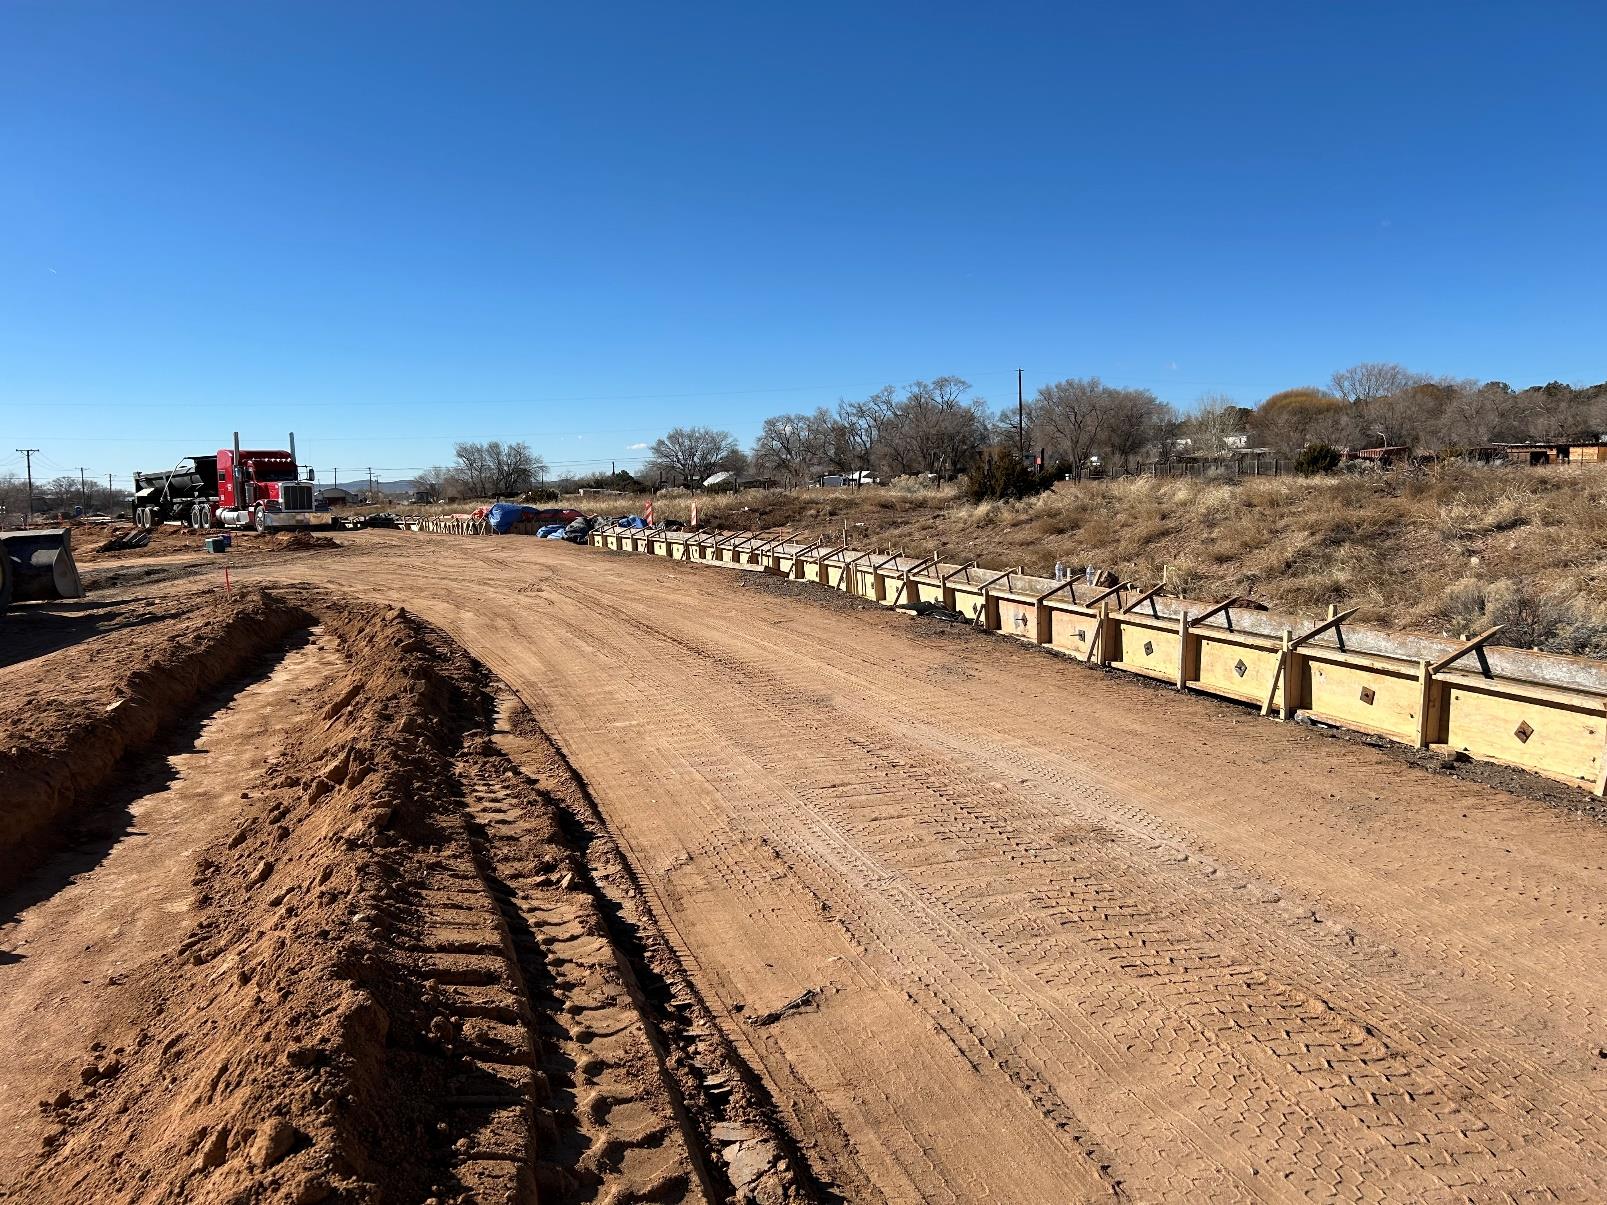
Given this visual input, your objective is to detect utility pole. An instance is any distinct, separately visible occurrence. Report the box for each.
[16,449,38,528]
[107,473,115,514]
[78,467,87,511]
[1017,368,1025,461]
[367,467,374,501]
[333,467,338,491]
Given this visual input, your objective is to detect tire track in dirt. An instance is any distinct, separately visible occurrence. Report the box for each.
[233,534,1607,1203]
[518,559,1607,1202]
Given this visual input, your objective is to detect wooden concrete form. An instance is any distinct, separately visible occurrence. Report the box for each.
[591,526,1607,796]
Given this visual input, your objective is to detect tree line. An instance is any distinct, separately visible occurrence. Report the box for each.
[0,473,120,518]
[651,365,1607,489]
[403,366,1607,502]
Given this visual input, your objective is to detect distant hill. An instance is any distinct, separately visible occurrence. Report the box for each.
[323,478,416,495]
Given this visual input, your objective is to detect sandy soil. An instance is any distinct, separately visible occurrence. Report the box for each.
[220,530,1607,1203]
[2,585,811,1204]
[0,628,344,1184]
[4,528,1605,1202]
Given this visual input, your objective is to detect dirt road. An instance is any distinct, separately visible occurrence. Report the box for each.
[212,531,1604,1202]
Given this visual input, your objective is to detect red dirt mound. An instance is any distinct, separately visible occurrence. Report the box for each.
[0,587,310,889]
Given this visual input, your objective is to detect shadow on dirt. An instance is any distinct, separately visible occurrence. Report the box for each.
[0,598,187,671]
[0,630,309,944]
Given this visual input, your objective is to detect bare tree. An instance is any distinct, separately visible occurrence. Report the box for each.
[1329,362,1427,407]
[44,475,84,513]
[838,387,897,473]
[1181,394,1248,457]
[1028,377,1113,474]
[1250,387,1352,456]
[648,426,740,487]
[752,413,825,485]
[411,465,457,501]
[1100,389,1171,470]
[878,377,989,478]
[452,441,548,497]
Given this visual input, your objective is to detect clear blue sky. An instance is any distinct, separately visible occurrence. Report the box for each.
[3,1,1604,488]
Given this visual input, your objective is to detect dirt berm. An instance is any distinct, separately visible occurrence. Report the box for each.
[4,589,815,1204]
[0,588,308,890]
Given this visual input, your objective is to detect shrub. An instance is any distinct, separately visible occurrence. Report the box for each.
[1295,442,1342,475]
[966,447,1050,502]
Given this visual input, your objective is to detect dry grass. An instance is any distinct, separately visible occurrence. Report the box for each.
[364,469,1607,655]
[648,467,1607,655]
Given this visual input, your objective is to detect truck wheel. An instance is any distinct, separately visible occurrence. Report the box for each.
[253,509,268,533]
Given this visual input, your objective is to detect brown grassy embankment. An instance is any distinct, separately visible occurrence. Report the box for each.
[649,467,1607,656]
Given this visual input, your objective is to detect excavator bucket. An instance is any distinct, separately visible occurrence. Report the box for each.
[0,528,85,605]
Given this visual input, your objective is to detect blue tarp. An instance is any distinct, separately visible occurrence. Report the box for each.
[536,523,567,538]
[487,502,527,534]
[617,514,650,529]
[487,503,586,534]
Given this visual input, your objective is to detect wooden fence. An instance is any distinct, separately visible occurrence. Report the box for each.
[589,523,1607,798]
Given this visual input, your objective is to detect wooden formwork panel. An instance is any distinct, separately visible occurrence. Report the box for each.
[1111,617,1180,682]
[950,588,986,623]
[1298,652,1422,744]
[1047,605,1099,657]
[996,597,1040,642]
[802,561,826,584]
[912,580,947,607]
[823,564,846,589]
[1192,631,1281,705]
[879,574,916,606]
[854,569,882,600]
[1445,680,1606,785]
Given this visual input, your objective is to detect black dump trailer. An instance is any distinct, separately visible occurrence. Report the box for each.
[131,456,220,528]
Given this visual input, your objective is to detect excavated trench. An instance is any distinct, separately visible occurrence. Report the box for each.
[0,585,828,1205]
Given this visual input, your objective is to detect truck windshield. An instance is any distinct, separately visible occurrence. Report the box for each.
[251,463,299,482]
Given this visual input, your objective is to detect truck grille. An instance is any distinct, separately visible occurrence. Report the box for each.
[280,482,313,512]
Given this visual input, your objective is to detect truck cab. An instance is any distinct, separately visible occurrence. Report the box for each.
[215,448,331,530]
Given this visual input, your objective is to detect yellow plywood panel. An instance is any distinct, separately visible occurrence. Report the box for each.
[1194,635,1281,703]
[1446,685,1605,783]
[951,589,986,623]
[1047,607,1098,657]
[1112,620,1180,681]
[997,598,1039,642]
[882,574,917,605]
[1298,655,1420,743]
[914,581,947,607]
[824,565,845,588]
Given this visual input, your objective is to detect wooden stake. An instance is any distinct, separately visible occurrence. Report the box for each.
[1262,630,1291,718]
[1429,625,1507,676]
[1120,582,1165,615]
[1176,610,1189,690]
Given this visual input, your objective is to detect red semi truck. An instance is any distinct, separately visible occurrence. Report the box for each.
[132,432,334,532]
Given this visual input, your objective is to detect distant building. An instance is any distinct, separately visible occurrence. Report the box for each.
[1498,442,1607,465]
[317,486,354,506]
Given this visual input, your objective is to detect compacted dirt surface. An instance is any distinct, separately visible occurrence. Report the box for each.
[3,527,1606,1203]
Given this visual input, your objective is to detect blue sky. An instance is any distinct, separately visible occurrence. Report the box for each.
[3,1,1604,487]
